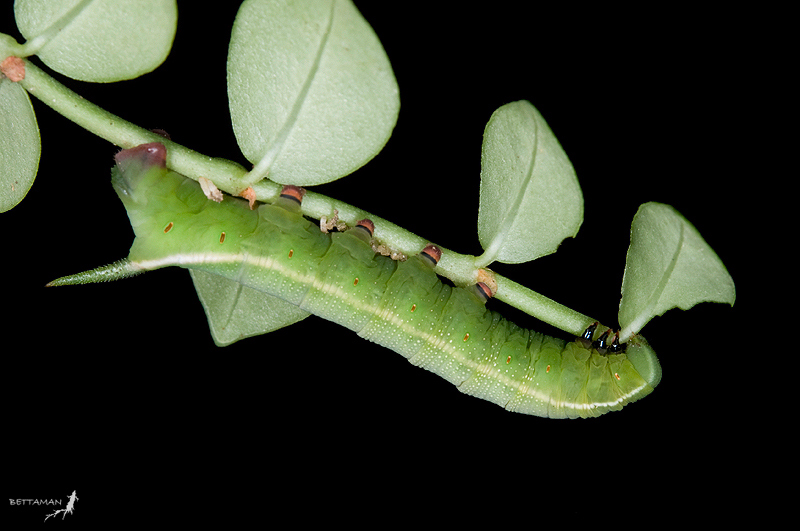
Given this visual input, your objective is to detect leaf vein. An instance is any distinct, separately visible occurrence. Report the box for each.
[246,0,336,183]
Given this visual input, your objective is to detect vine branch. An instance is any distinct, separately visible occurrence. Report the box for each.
[14,56,595,338]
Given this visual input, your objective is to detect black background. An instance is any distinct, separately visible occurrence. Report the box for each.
[4,1,758,526]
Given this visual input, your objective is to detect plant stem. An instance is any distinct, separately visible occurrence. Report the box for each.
[494,276,594,337]
[18,59,249,192]
[16,57,597,339]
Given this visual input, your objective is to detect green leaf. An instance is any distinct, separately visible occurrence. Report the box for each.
[14,0,177,82]
[476,101,583,267]
[0,78,40,212]
[618,202,736,340]
[227,0,399,186]
[190,270,310,347]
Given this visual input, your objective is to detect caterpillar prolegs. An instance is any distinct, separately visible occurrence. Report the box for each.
[49,143,661,418]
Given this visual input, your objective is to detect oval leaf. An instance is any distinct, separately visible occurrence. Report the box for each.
[618,202,736,339]
[476,101,583,266]
[15,0,177,82]
[190,270,310,347]
[227,0,399,186]
[0,78,40,212]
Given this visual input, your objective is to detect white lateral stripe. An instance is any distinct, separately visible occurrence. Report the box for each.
[135,252,646,413]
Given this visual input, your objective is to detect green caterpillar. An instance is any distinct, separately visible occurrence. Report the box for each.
[49,143,661,419]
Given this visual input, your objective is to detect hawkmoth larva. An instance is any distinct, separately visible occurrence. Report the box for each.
[49,143,661,418]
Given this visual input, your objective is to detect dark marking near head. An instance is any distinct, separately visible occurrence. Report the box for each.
[579,324,626,353]
[355,219,375,237]
[420,244,442,267]
[280,185,305,205]
[578,322,598,349]
[473,282,493,302]
[592,329,611,354]
[608,331,626,353]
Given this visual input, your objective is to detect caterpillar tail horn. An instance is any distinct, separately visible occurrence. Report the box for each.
[46,259,142,287]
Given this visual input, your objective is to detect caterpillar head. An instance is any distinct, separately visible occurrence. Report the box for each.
[625,335,663,391]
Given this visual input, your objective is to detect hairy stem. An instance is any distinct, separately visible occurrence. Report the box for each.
[18,59,249,191]
[16,57,596,338]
